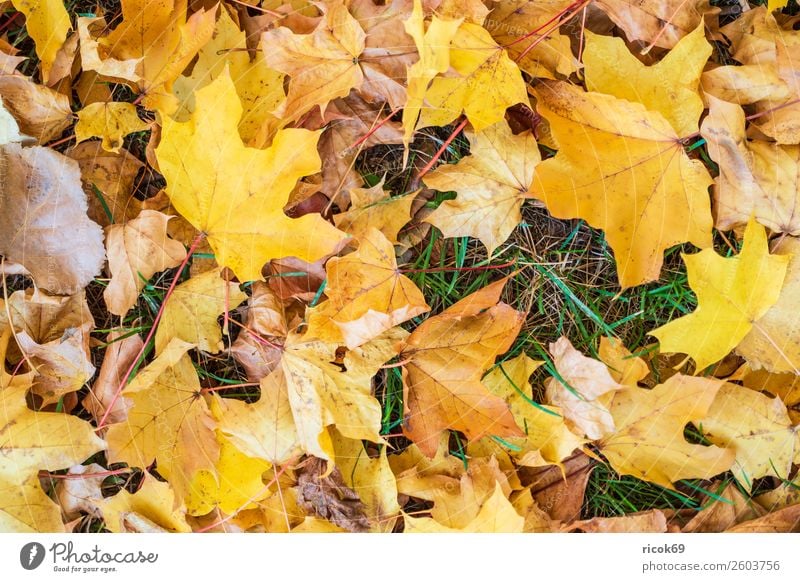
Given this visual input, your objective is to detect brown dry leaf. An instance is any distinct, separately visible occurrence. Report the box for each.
[54,463,106,521]
[82,330,142,425]
[0,39,27,74]
[104,210,187,316]
[599,375,735,489]
[6,288,93,347]
[701,95,800,234]
[400,277,524,457]
[485,0,578,79]
[725,504,800,533]
[0,74,72,143]
[701,382,800,486]
[545,337,624,440]
[154,269,246,355]
[524,453,593,522]
[67,142,144,228]
[15,329,95,405]
[315,93,403,201]
[350,0,418,109]
[594,0,717,49]
[683,482,766,533]
[564,510,668,533]
[305,228,430,348]
[230,282,288,382]
[423,121,540,255]
[331,434,400,532]
[296,456,370,532]
[0,144,105,295]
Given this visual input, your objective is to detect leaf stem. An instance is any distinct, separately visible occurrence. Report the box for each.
[97,231,206,429]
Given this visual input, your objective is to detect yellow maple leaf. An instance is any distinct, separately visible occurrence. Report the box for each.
[531,80,713,288]
[701,382,800,486]
[219,328,407,463]
[650,219,790,372]
[155,69,347,282]
[737,236,800,374]
[584,23,711,137]
[106,339,219,504]
[701,95,800,234]
[75,102,150,153]
[416,22,528,132]
[423,121,540,255]
[402,0,462,146]
[404,482,524,532]
[305,228,430,348]
[10,0,70,83]
[99,475,191,533]
[483,353,585,468]
[599,375,735,489]
[154,269,246,355]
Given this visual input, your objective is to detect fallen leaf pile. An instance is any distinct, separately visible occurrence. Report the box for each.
[0,0,799,533]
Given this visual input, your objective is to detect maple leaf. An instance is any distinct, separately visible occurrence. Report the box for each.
[485,0,578,79]
[701,95,800,234]
[415,22,528,133]
[423,121,539,254]
[701,382,800,486]
[0,327,105,530]
[482,353,585,468]
[404,482,524,532]
[0,144,105,295]
[530,80,714,288]
[98,475,191,533]
[701,9,800,144]
[90,0,216,113]
[106,339,219,503]
[332,433,400,532]
[598,336,650,386]
[9,0,70,83]
[737,236,800,374]
[544,337,624,440]
[185,430,273,517]
[154,268,246,355]
[83,330,142,425]
[402,0,462,146]
[75,102,150,153]
[155,69,348,282]
[598,375,735,489]
[219,327,406,463]
[0,75,72,143]
[104,210,187,316]
[594,0,717,49]
[584,24,711,137]
[263,0,366,125]
[650,219,789,372]
[400,276,524,457]
[332,180,415,244]
[67,142,144,228]
[305,228,430,348]
[172,8,284,146]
